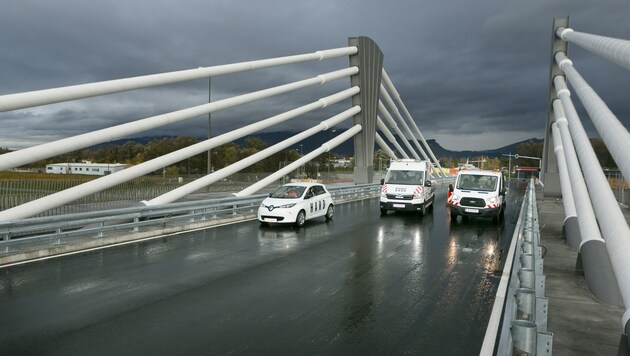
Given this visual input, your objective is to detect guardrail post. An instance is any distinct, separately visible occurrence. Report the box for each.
[516,288,537,322]
[511,320,537,354]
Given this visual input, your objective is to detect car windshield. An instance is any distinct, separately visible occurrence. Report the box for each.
[384,170,425,185]
[270,185,306,199]
[456,174,498,192]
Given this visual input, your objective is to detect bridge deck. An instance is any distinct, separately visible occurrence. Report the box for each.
[537,185,626,355]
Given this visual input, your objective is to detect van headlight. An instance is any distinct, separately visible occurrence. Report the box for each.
[413,192,422,199]
[489,197,497,204]
[380,193,386,199]
[451,194,459,201]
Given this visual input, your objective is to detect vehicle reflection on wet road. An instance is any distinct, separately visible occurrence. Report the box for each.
[0,182,526,355]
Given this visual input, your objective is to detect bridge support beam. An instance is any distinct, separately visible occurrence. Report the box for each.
[348,36,383,184]
[542,17,569,197]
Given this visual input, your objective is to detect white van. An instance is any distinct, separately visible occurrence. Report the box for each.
[447,170,507,223]
[380,159,435,216]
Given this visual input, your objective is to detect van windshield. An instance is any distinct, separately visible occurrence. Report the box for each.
[456,174,498,192]
[385,170,425,185]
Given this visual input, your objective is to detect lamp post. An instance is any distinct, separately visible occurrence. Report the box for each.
[207,77,212,174]
[299,144,304,179]
[328,129,336,182]
[502,153,514,181]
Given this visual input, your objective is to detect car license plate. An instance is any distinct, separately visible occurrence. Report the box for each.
[464,208,479,213]
[393,204,405,208]
[264,218,278,222]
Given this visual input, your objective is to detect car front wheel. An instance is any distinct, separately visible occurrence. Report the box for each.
[295,210,306,227]
[325,204,334,220]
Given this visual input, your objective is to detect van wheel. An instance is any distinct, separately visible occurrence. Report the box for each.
[420,204,426,217]
[380,208,388,215]
[295,210,306,227]
[325,204,334,220]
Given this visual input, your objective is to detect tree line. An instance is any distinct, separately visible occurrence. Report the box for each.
[0,136,617,176]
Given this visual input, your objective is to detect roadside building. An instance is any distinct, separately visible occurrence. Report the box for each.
[45,161,127,176]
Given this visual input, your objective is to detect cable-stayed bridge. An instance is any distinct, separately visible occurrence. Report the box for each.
[1,18,630,355]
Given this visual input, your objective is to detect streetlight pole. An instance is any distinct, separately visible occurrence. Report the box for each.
[299,144,304,179]
[328,129,336,182]
[502,153,513,181]
[207,77,212,174]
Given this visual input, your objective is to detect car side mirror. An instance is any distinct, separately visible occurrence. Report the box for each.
[424,180,432,187]
[501,188,507,196]
[380,178,385,185]
[268,193,272,197]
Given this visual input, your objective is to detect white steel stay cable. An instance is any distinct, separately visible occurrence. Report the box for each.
[379,85,430,163]
[557,27,630,71]
[144,106,360,206]
[555,52,630,183]
[375,133,397,159]
[377,116,408,159]
[234,125,362,196]
[555,75,630,328]
[0,87,359,221]
[552,101,598,244]
[0,67,358,171]
[378,101,419,159]
[549,105,577,223]
[382,69,446,177]
[0,46,358,112]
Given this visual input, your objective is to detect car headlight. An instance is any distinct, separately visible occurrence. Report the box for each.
[278,203,297,209]
[260,202,266,208]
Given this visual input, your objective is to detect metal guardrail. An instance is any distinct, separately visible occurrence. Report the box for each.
[0,184,380,260]
[481,180,553,355]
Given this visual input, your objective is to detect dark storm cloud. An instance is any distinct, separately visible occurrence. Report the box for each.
[1,0,630,150]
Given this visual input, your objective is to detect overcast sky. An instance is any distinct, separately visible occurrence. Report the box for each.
[1,0,630,151]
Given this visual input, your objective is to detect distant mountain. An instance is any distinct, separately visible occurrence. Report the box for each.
[87,132,542,159]
[426,138,544,159]
[241,132,542,158]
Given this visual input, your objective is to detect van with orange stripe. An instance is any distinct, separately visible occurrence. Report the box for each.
[447,169,506,223]
[379,159,435,216]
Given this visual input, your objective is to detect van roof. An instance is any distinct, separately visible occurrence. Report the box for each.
[457,169,502,177]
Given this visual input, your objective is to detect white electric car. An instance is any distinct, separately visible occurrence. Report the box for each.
[258,183,334,227]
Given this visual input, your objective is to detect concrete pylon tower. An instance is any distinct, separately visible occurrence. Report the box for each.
[348,36,383,184]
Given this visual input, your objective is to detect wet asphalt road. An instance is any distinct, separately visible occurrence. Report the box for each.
[0,182,526,355]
